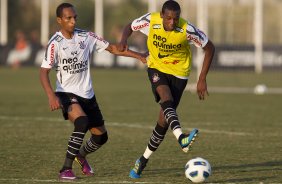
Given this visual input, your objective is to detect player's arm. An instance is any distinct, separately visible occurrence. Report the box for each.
[39,68,61,111]
[106,44,147,64]
[186,22,215,100]
[117,23,133,52]
[197,40,215,100]
[118,13,151,52]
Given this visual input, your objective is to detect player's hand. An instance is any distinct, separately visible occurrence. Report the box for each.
[138,51,149,64]
[143,51,149,58]
[117,42,128,52]
[48,94,61,111]
[138,54,147,64]
[196,79,209,100]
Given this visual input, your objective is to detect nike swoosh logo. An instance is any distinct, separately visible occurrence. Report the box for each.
[158,53,169,59]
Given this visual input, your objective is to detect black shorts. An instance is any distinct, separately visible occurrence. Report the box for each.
[56,92,104,128]
[147,68,188,108]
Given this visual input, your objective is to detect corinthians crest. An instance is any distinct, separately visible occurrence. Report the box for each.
[152,73,160,83]
[79,41,86,49]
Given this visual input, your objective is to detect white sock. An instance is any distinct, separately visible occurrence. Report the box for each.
[143,146,153,159]
[173,128,183,140]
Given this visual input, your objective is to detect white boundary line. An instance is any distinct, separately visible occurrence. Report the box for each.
[185,84,282,94]
[0,115,252,136]
[109,122,253,136]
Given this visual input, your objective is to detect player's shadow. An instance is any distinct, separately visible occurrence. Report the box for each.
[215,176,274,183]
[213,160,282,170]
[145,160,282,182]
[212,160,282,183]
[145,167,189,179]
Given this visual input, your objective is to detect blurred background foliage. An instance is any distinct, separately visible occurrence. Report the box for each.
[5,0,147,44]
[3,0,282,45]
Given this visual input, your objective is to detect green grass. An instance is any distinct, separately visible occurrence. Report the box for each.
[0,67,281,183]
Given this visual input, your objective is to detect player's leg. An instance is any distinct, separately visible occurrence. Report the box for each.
[157,84,183,134]
[75,126,108,175]
[147,68,183,135]
[75,95,108,175]
[79,126,108,157]
[129,114,168,179]
[145,110,168,158]
[59,103,89,180]
[130,69,170,178]
[169,76,199,152]
[140,72,191,153]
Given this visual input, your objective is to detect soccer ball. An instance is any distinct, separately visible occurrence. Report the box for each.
[185,157,211,183]
[254,84,268,95]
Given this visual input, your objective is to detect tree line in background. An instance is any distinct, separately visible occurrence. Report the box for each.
[4,0,282,46]
[6,0,147,45]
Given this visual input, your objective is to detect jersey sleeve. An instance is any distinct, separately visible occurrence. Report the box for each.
[41,37,58,69]
[88,32,109,53]
[131,13,151,35]
[186,22,208,48]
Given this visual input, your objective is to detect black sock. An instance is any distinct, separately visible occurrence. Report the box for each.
[62,116,89,171]
[160,100,181,131]
[60,157,73,172]
[79,132,108,157]
[147,123,168,152]
[140,155,148,163]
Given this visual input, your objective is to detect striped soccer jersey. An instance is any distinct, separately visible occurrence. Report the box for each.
[41,29,109,98]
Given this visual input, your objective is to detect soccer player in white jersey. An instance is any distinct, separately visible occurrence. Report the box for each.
[118,0,215,178]
[40,3,146,181]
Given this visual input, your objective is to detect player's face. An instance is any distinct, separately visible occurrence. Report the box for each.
[161,9,180,31]
[57,7,77,38]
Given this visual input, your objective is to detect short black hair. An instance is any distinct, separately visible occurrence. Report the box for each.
[56,3,74,17]
[161,0,181,13]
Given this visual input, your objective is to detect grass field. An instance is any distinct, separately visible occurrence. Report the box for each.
[0,67,281,184]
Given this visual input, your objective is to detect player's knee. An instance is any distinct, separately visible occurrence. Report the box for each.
[160,100,175,110]
[91,132,108,145]
[157,121,169,129]
[74,116,89,133]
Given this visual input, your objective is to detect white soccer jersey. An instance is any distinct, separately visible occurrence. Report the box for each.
[41,29,109,99]
[131,13,208,48]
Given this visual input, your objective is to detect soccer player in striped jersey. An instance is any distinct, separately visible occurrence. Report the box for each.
[118,0,215,179]
[40,3,146,181]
